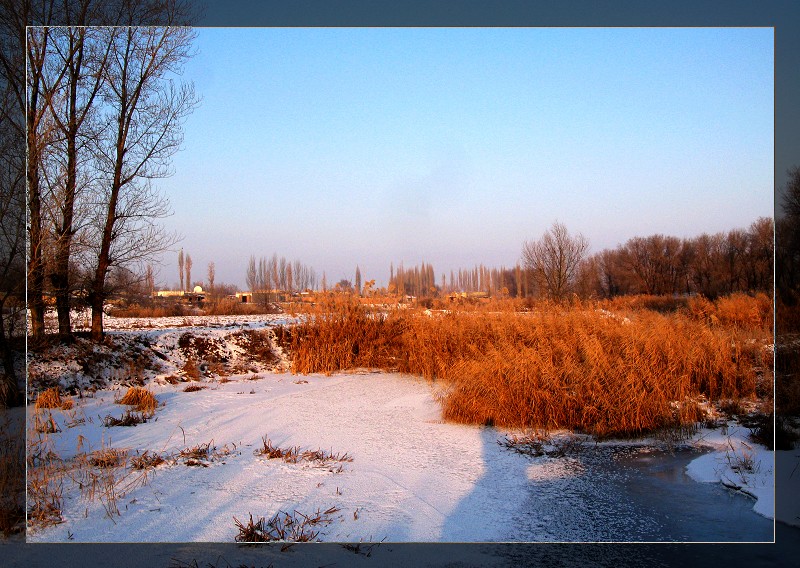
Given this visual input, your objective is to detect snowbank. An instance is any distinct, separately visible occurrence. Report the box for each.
[686,424,775,521]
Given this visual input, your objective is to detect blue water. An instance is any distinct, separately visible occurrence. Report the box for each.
[509,445,773,542]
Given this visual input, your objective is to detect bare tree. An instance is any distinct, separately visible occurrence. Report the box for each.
[25,22,57,341]
[522,221,589,301]
[87,25,197,340]
[43,17,114,337]
[178,248,184,291]
[246,255,257,297]
[0,0,30,404]
[184,253,192,291]
[144,263,154,300]
[206,261,215,300]
[0,69,23,403]
[258,257,270,304]
[778,167,800,302]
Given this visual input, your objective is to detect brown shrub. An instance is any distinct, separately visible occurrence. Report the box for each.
[117,387,158,414]
[229,329,279,365]
[181,358,201,380]
[204,299,281,316]
[35,387,73,410]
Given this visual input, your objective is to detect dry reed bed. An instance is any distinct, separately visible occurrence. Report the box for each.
[287,295,771,437]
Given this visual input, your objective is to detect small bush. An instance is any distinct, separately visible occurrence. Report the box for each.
[117,387,158,414]
[35,387,73,410]
[183,384,207,392]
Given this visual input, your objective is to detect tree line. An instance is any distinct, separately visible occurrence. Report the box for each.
[579,217,773,300]
[381,217,773,303]
[246,254,318,305]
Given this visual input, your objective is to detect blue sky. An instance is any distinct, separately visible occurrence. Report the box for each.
[156,27,773,289]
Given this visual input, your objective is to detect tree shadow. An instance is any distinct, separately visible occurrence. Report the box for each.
[440,426,530,542]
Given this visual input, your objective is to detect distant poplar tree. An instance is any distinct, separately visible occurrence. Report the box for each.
[355,266,362,296]
[178,249,184,291]
[207,261,215,299]
[185,254,192,291]
[246,256,257,296]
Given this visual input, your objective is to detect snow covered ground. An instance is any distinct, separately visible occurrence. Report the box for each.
[25,367,787,543]
[27,371,531,542]
[19,314,796,543]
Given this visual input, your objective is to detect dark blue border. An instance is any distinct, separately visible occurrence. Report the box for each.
[10,1,799,566]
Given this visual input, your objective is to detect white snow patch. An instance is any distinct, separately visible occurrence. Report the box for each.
[686,423,776,521]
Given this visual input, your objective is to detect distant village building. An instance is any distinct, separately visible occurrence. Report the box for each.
[156,290,185,298]
[155,288,205,304]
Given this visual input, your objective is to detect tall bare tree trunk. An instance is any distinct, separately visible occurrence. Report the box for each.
[89,81,126,341]
[26,26,48,341]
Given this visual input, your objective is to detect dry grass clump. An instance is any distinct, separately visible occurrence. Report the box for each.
[288,295,770,438]
[35,387,73,410]
[177,440,235,466]
[183,384,207,392]
[27,468,63,529]
[117,386,158,414]
[300,448,353,464]
[89,447,128,469]
[255,437,300,463]
[102,410,150,427]
[179,442,213,461]
[601,294,689,313]
[255,436,352,470]
[32,411,60,434]
[234,506,341,543]
[498,431,585,458]
[130,450,166,470]
[289,296,405,375]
